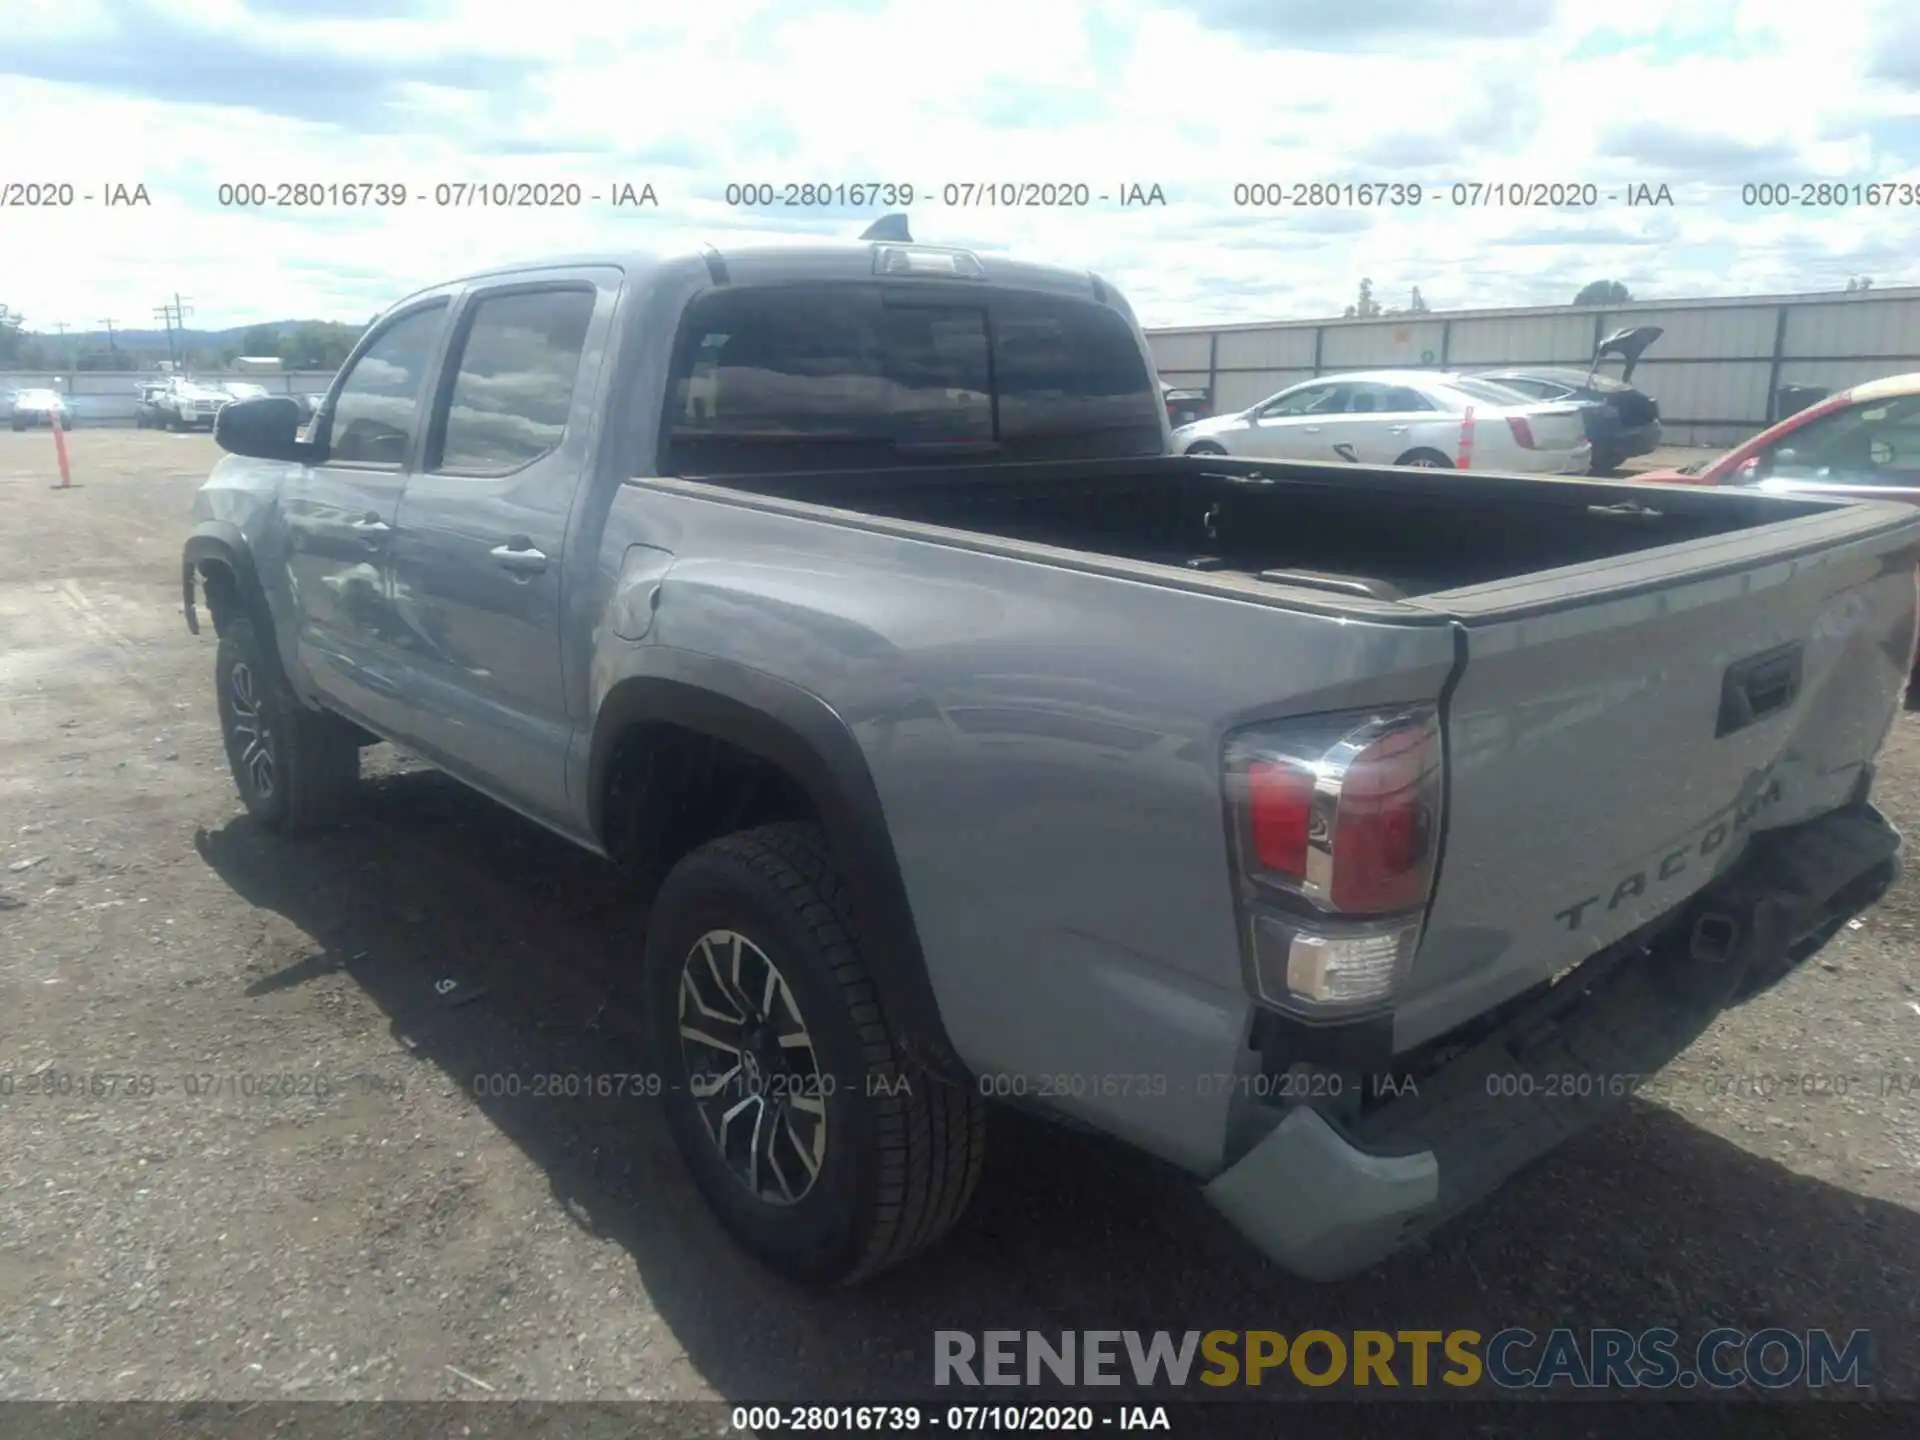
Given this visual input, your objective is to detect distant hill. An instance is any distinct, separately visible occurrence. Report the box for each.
[61,323,335,349]
[3,318,368,372]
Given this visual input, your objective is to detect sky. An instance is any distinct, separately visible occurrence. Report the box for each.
[2,0,1918,332]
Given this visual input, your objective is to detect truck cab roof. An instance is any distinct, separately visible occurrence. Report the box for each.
[397,241,1123,313]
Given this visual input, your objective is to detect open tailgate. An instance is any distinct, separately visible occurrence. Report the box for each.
[1397,499,1920,1050]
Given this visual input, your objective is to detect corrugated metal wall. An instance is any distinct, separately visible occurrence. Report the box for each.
[1146,288,1920,448]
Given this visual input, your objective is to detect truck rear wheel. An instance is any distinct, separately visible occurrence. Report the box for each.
[644,822,985,1286]
[214,617,360,832]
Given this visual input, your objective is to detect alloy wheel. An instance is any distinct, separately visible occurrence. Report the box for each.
[677,928,828,1206]
[226,661,276,802]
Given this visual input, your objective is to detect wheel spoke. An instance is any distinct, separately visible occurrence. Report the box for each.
[728,933,752,1014]
[781,1105,823,1181]
[683,950,746,1026]
[697,935,752,1019]
[687,1060,739,1100]
[679,1024,741,1059]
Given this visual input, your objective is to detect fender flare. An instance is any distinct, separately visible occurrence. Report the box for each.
[181,522,271,640]
[589,654,967,1079]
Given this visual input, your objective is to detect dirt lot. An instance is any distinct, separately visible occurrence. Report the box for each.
[2,430,1919,1423]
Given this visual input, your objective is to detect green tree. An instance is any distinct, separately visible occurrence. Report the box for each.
[1574,279,1631,305]
[0,304,26,365]
[1343,278,1381,319]
[274,320,363,369]
[240,323,282,355]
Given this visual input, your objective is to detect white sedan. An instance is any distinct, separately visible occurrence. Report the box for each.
[1170,369,1593,476]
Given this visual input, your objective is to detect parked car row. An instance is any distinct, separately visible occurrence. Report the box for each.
[0,379,330,433]
[1162,326,1665,477]
[1171,368,1597,475]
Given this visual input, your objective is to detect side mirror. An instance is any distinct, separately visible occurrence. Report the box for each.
[214,396,314,462]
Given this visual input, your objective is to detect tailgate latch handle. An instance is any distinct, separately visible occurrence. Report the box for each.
[1717,642,1803,738]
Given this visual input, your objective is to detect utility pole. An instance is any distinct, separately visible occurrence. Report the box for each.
[152,294,193,371]
[99,318,119,365]
[52,321,69,367]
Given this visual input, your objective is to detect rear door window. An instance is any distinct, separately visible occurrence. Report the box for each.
[1259,383,1342,417]
[1343,382,1436,414]
[432,287,596,473]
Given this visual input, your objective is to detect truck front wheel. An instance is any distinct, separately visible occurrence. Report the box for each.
[644,822,985,1286]
[214,617,361,831]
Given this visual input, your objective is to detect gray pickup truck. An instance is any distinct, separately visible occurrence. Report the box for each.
[183,237,1919,1287]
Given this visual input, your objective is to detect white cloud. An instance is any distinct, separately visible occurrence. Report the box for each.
[0,0,1915,336]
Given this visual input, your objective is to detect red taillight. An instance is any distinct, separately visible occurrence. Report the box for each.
[1247,760,1315,879]
[1326,725,1437,913]
[1227,709,1443,918]
[1506,415,1536,449]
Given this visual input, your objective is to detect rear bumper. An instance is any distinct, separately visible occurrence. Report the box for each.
[1594,422,1662,466]
[1205,802,1901,1281]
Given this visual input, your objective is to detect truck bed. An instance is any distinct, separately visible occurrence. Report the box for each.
[708,454,1838,601]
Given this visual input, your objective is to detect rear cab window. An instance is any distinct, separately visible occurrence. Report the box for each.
[658,283,1162,475]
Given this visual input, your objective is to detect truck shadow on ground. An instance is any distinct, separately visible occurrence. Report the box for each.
[194,766,1920,1418]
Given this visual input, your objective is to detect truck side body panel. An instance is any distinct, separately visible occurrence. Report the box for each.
[592,484,1460,1172]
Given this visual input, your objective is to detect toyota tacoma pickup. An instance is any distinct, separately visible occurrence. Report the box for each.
[182,237,1919,1286]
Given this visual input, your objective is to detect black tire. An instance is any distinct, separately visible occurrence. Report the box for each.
[1185,441,1227,456]
[1394,448,1453,469]
[214,617,360,832]
[644,822,985,1286]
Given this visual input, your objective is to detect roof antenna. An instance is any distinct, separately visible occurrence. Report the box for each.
[860,213,912,242]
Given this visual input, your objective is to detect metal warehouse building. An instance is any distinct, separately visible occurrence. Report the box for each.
[1145,286,1920,449]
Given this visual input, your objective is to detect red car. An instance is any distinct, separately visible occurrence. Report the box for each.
[1638,374,1920,689]
[1636,371,1920,497]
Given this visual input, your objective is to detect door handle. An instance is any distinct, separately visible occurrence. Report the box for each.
[1389,425,1410,434]
[1302,425,1322,433]
[491,540,549,575]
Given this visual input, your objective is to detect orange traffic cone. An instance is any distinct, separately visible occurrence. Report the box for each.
[49,398,74,490]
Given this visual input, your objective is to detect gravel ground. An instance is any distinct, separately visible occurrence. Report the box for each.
[1,431,1917,1431]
